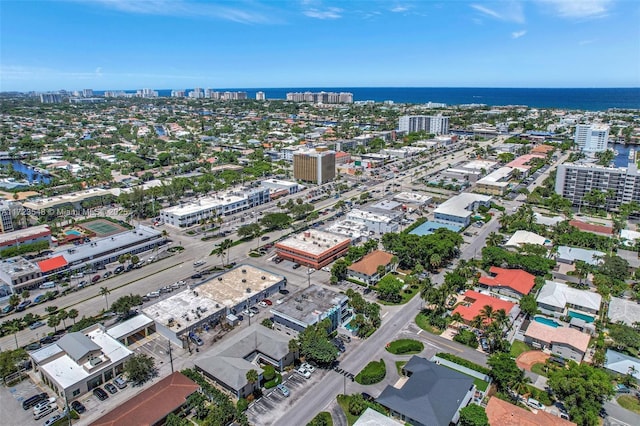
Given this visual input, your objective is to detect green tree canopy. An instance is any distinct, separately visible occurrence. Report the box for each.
[459,404,489,426]
[124,353,157,386]
[547,362,615,426]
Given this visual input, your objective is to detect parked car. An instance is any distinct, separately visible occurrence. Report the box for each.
[70,400,86,414]
[33,295,48,304]
[16,300,32,312]
[292,263,301,269]
[191,273,202,279]
[23,393,48,410]
[104,383,118,394]
[262,299,272,306]
[279,289,289,295]
[258,301,268,308]
[274,257,283,264]
[43,413,63,426]
[190,334,204,346]
[33,405,56,420]
[146,291,160,298]
[114,266,125,274]
[113,376,127,389]
[32,397,56,412]
[25,342,42,351]
[301,362,315,373]
[242,309,254,318]
[297,367,311,379]
[30,321,45,330]
[527,398,544,410]
[249,306,259,315]
[616,384,631,394]
[78,281,87,288]
[276,383,290,397]
[40,336,56,345]
[92,274,101,283]
[1,304,14,315]
[93,387,109,401]
[103,271,113,278]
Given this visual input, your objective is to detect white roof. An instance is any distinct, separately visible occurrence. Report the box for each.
[434,193,491,218]
[107,314,154,340]
[462,160,497,171]
[353,408,403,426]
[537,280,602,311]
[38,326,133,390]
[393,192,432,205]
[556,246,605,266]
[534,213,565,226]
[608,297,640,327]
[620,229,640,247]
[505,230,547,247]
[162,194,245,216]
[347,209,394,224]
[277,229,350,256]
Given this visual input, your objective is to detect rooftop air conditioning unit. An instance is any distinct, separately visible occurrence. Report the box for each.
[242,269,247,273]
[261,276,266,280]
[246,287,251,293]
[242,278,246,283]
[296,305,303,311]
[218,277,222,281]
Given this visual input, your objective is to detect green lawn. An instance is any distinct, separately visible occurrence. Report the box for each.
[474,378,489,392]
[376,285,419,305]
[530,362,549,377]
[307,411,334,426]
[618,395,640,414]
[395,361,407,376]
[414,312,443,335]
[386,339,424,355]
[337,395,360,426]
[510,341,532,358]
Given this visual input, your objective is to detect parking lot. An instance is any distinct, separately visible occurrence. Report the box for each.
[246,369,322,426]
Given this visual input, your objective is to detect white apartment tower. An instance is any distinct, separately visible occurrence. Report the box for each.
[398,115,450,135]
[574,124,609,153]
[256,91,266,101]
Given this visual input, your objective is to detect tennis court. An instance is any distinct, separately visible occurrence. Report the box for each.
[79,219,128,237]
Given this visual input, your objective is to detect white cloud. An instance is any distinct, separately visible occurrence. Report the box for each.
[75,0,276,24]
[511,30,527,38]
[537,0,612,18]
[471,2,525,24]
[391,5,409,13]
[303,7,343,19]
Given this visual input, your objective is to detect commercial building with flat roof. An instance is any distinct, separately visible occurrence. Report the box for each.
[475,166,513,195]
[0,256,42,291]
[55,224,164,273]
[260,178,300,195]
[293,147,336,184]
[276,229,350,269]
[271,285,349,334]
[30,324,133,401]
[398,115,450,135]
[160,187,270,227]
[144,264,285,346]
[433,193,492,227]
[0,224,51,252]
[22,188,114,213]
[346,209,399,234]
[393,192,432,208]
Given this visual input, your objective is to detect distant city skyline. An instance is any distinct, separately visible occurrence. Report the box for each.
[1,0,639,91]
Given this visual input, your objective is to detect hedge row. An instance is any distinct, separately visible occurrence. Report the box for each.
[435,353,490,375]
[355,359,386,385]
[386,339,424,355]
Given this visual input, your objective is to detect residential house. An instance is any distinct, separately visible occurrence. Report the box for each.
[524,322,591,362]
[536,280,601,321]
[347,250,394,285]
[485,396,576,426]
[477,267,536,299]
[604,349,640,383]
[451,290,519,325]
[375,356,474,426]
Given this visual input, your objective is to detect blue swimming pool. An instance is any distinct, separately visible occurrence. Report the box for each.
[344,320,358,332]
[569,311,595,323]
[534,316,561,328]
[65,229,81,236]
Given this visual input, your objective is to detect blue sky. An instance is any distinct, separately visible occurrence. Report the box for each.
[1,0,639,91]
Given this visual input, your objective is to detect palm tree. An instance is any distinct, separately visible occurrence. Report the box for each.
[8,293,20,307]
[67,308,79,324]
[221,239,233,266]
[429,253,442,270]
[21,289,30,300]
[100,286,111,310]
[58,309,68,329]
[246,369,259,389]
[480,305,495,324]
[6,322,21,349]
[486,232,503,247]
[47,314,61,332]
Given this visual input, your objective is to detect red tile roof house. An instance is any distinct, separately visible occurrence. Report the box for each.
[524,321,591,363]
[90,371,200,426]
[347,250,395,285]
[477,267,536,299]
[486,396,577,426]
[452,290,519,325]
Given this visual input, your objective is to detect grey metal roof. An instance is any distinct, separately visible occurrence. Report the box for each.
[605,349,640,381]
[194,325,289,391]
[56,332,101,362]
[376,356,474,426]
[196,356,263,390]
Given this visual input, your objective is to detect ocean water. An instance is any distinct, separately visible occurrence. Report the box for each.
[103,87,640,111]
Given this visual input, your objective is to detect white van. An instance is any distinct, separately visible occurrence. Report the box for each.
[39,281,56,289]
